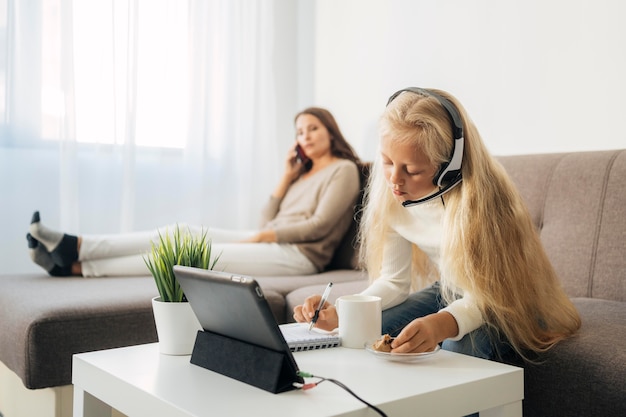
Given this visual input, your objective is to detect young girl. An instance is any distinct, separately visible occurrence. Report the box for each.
[294,88,580,361]
[28,107,362,278]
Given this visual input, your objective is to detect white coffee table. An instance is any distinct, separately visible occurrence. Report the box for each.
[72,343,522,417]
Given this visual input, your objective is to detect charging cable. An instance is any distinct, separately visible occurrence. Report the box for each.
[294,371,388,417]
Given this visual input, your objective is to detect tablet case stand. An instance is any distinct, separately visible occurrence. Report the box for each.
[190,330,301,394]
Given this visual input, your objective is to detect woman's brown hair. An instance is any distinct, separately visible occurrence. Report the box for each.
[295,107,361,166]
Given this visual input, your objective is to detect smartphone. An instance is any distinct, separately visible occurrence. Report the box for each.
[294,144,310,165]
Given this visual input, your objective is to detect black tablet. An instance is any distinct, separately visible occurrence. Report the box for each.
[173,265,304,392]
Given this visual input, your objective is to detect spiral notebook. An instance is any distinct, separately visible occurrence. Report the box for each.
[279,322,341,351]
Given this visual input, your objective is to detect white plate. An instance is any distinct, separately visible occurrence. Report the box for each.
[365,342,441,362]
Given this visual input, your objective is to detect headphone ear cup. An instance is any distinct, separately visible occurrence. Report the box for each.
[432,163,447,186]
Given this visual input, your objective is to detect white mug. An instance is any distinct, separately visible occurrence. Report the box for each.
[336,294,382,349]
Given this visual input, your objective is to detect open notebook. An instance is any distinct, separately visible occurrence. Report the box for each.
[279,322,340,351]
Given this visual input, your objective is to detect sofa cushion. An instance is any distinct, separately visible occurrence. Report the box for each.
[0,274,159,389]
[325,162,370,271]
[521,297,626,417]
[498,150,626,302]
[255,269,367,297]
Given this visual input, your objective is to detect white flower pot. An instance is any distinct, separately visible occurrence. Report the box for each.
[151,296,202,355]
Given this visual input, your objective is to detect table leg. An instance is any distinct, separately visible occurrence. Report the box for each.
[73,386,113,417]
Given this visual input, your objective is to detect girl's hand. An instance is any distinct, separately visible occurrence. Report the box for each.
[293,294,338,331]
[390,311,458,353]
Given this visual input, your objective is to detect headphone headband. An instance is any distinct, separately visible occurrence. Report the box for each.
[386,87,464,140]
[386,87,464,206]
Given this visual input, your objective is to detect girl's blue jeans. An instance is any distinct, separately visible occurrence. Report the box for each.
[381,281,515,362]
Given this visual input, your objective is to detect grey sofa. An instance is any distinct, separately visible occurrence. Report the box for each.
[0,150,624,417]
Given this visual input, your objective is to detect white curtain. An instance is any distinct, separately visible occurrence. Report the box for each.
[0,0,281,273]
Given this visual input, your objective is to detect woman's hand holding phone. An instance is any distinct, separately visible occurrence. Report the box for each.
[294,144,310,165]
[273,144,306,199]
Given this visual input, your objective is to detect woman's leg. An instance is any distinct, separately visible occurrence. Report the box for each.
[81,254,155,277]
[26,233,72,276]
[29,214,317,277]
[78,224,241,263]
[78,225,255,260]
[209,242,317,276]
[29,211,78,267]
[81,240,317,277]
[29,211,257,263]
[79,226,263,276]
[381,282,443,337]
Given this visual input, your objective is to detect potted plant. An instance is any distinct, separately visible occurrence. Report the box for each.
[144,225,220,355]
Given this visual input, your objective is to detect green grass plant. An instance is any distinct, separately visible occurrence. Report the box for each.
[144,225,220,302]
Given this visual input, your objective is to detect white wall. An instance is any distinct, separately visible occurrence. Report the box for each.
[312,0,626,160]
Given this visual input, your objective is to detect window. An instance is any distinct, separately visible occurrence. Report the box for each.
[0,0,7,121]
[2,0,190,148]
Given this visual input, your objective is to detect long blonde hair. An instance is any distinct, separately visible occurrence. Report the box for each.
[358,88,580,358]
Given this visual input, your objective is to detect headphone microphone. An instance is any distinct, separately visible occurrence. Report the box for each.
[385,87,464,207]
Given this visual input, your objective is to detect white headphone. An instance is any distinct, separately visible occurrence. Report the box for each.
[386,87,464,207]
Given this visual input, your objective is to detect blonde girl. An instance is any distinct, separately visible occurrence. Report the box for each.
[295,88,580,361]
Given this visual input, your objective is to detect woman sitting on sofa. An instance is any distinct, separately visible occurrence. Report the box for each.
[27,107,362,278]
[294,88,581,362]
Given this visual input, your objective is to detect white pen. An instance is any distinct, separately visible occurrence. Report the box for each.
[309,282,333,331]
